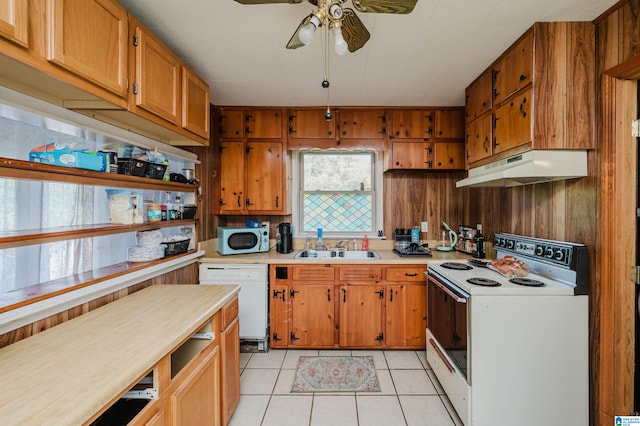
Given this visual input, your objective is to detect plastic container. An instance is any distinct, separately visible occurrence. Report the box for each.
[147,203,162,222]
[362,235,369,251]
[144,162,168,180]
[161,238,190,255]
[117,158,147,177]
[182,204,197,219]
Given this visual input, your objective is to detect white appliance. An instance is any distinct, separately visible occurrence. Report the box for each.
[199,263,269,351]
[426,233,589,426]
[455,150,588,188]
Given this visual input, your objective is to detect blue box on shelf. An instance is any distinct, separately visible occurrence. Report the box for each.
[29,143,106,172]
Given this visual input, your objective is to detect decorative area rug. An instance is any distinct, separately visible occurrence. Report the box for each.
[292,356,380,393]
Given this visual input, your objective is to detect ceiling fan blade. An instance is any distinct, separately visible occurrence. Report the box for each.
[341,9,370,53]
[352,0,418,14]
[286,15,312,49]
[234,0,304,4]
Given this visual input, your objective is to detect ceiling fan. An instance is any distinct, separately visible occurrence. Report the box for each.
[234,0,419,55]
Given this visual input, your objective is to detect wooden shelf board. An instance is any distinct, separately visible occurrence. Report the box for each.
[0,250,198,313]
[0,157,197,191]
[0,220,197,249]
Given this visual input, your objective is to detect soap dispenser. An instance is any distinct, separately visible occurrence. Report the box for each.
[316,228,324,250]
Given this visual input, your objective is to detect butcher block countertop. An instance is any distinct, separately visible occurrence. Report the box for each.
[0,284,239,425]
[199,239,473,265]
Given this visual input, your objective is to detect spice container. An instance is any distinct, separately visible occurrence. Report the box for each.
[147,203,162,222]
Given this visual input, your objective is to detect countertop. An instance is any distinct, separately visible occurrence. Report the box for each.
[0,284,239,425]
[198,239,473,265]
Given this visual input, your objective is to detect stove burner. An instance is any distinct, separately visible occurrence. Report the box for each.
[467,277,501,287]
[509,277,546,287]
[441,262,472,271]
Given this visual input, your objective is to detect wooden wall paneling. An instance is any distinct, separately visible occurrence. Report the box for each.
[621,1,640,62]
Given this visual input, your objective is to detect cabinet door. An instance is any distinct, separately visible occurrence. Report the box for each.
[246,109,282,139]
[218,141,245,214]
[432,142,465,170]
[132,24,181,124]
[290,284,335,347]
[466,69,492,121]
[390,142,431,169]
[338,109,386,139]
[386,284,426,347]
[391,110,432,139]
[0,0,28,47]
[493,31,533,104]
[221,317,240,426]
[218,110,244,139]
[339,285,384,347]
[493,88,532,154]
[246,141,284,213]
[47,0,128,97]
[270,282,289,348]
[171,345,220,426]
[288,109,335,139]
[434,110,465,139]
[182,66,210,140]
[466,113,492,164]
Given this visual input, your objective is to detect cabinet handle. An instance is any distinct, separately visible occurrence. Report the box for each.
[482,101,488,107]
[219,198,226,207]
[405,273,418,277]
[290,289,299,298]
[519,74,527,81]
[275,196,279,209]
[519,97,527,118]
[395,131,400,136]
[342,288,347,303]
[429,338,455,373]
[327,289,331,302]
[375,289,384,298]
[272,289,285,301]
[237,196,241,208]
[389,290,393,302]
[342,131,347,136]
[246,198,253,207]
[483,137,489,153]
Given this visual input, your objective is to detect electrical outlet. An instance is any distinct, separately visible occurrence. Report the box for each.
[421,222,428,232]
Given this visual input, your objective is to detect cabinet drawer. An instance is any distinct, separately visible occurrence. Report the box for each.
[339,267,382,281]
[385,267,426,282]
[292,266,335,281]
[220,297,239,330]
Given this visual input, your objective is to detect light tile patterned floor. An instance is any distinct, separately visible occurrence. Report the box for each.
[229,349,463,426]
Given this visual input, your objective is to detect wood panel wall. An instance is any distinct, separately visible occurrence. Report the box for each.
[0,263,198,348]
[594,0,640,423]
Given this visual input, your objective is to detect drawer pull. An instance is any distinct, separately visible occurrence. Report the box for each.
[429,338,455,373]
[405,273,418,277]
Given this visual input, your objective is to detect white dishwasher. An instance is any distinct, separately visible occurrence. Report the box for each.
[199,263,269,351]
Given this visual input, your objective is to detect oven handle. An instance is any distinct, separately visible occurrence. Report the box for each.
[429,277,468,303]
[429,338,455,373]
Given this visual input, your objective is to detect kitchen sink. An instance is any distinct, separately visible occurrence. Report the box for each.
[293,250,381,260]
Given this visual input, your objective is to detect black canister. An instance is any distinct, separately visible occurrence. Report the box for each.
[276,222,293,253]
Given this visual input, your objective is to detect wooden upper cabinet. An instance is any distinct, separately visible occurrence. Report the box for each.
[493,31,533,105]
[338,109,386,139]
[246,109,283,139]
[46,0,128,97]
[466,69,492,121]
[0,0,28,47]
[466,113,492,164]
[434,110,464,139]
[433,142,465,170]
[493,88,532,154]
[131,21,181,125]
[390,142,432,169]
[181,66,210,140]
[217,140,245,214]
[246,141,286,213]
[390,110,432,139]
[288,109,336,139]
[218,109,244,139]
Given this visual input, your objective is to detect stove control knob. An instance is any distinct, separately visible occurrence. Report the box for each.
[507,240,515,249]
[535,245,545,256]
[554,249,564,261]
[499,238,506,247]
[545,247,554,259]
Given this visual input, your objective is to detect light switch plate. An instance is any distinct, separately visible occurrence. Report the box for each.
[632,119,640,138]
[421,222,428,232]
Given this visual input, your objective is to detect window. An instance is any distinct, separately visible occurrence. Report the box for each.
[295,150,383,237]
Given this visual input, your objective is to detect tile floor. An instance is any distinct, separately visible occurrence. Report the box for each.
[229,349,463,426]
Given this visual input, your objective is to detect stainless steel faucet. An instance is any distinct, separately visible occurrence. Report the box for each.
[336,240,350,250]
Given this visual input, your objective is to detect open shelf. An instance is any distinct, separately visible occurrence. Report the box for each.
[0,157,197,191]
[0,250,198,313]
[0,219,197,249]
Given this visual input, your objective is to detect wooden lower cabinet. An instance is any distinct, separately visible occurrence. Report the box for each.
[339,284,385,347]
[270,264,426,349]
[220,298,240,426]
[171,344,221,425]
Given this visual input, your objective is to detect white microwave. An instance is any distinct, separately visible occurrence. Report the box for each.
[217,227,270,255]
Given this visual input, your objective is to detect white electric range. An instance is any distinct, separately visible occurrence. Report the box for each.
[426,233,589,426]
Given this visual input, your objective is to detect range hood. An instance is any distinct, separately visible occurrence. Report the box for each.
[456,150,588,188]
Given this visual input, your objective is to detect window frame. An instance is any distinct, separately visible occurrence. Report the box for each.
[292,149,384,239]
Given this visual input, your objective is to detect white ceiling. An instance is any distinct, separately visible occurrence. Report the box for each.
[118,0,617,107]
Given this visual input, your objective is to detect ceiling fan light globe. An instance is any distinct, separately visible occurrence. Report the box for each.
[333,28,348,55]
[299,22,317,45]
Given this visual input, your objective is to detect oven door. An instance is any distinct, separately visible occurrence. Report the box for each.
[426,271,471,424]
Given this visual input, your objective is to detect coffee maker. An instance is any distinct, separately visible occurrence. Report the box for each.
[276,222,293,253]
